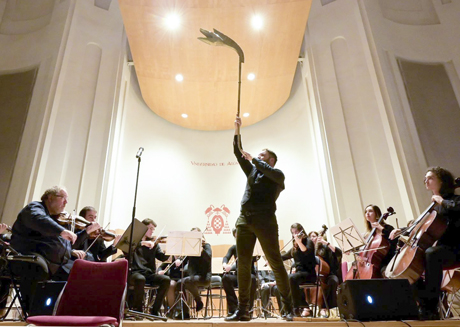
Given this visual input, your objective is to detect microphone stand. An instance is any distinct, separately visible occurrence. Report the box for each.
[125,148,167,322]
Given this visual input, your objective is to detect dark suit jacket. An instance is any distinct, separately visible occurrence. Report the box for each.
[11,201,88,275]
[233,135,285,215]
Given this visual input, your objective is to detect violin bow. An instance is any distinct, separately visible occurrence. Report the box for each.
[84,222,111,256]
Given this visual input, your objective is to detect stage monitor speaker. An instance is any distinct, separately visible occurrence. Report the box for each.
[28,281,66,316]
[337,279,419,321]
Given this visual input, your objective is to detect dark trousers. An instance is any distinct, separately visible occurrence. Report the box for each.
[222,273,257,313]
[421,244,460,310]
[176,275,210,301]
[129,272,171,313]
[261,283,281,310]
[9,255,49,313]
[323,274,339,308]
[236,213,292,313]
[289,271,316,308]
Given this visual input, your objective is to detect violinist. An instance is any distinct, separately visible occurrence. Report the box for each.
[221,228,258,317]
[362,204,397,275]
[9,186,100,311]
[73,206,121,262]
[128,218,170,316]
[390,167,460,320]
[158,255,182,314]
[174,227,212,320]
[309,231,342,318]
[281,223,316,318]
[0,223,12,315]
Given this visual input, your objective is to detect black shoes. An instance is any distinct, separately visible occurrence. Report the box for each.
[224,309,251,321]
[195,298,204,312]
[418,306,440,321]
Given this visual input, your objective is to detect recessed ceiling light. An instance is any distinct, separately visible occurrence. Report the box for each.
[175,74,183,82]
[247,73,256,81]
[164,13,180,30]
[181,113,188,118]
[243,113,250,117]
[251,15,263,30]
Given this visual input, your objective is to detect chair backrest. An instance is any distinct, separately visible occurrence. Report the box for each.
[55,259,128,323]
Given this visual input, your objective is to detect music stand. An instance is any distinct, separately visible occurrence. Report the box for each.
[117,220,167,321]
[115,218,148,254]
[330,218,366,279]
[165,231,202,320]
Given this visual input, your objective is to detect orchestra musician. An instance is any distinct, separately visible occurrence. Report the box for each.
[222,228,258,317]
[0,223,12,315]
[362,204,397,275]
[308,230,342,318]
[128,218,170,316]
[281,223,316,318]
[158,255,182,315]
[226,116,293,321]
[390,167,460,320]
[9,186,100,311]
[74,206,121,262]
[174,227,212,320]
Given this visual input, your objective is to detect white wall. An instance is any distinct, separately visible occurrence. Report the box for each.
[105,62,330,245]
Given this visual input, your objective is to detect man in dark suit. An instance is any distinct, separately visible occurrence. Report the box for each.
[225,117,293,321]
[10,186,100,311]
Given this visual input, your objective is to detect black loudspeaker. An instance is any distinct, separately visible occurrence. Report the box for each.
[337,279,419,321]
[28,281,66,316]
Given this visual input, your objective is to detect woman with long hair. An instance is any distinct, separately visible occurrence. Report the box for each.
[390,167,460,320]
[308,231,342,317]
[281,223,316,317]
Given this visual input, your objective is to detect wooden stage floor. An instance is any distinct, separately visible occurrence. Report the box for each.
[2,317,460,327]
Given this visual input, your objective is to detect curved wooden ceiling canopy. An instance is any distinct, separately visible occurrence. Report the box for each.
[119,0,312,131]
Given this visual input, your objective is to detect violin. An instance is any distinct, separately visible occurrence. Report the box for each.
[56,212,92,230]
[89,229,117,242]
[345,207,396,280]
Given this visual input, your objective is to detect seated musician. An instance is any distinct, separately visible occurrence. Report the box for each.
[73,206,121,262]
[281,223,316,317]
[222,228,257,317]
[158,255,182,315]
[0,223,12,315]
[128,218,170,316]
[362,204,397,275]
[308,231,342,318]
[389,167,460,320]
[258,269,281,317]
[9,186,100,311]
[174,227,212,319]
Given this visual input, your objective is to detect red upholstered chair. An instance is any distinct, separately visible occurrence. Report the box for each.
[27,259,128,327]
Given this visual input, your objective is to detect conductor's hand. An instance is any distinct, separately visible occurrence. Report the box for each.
[234,116,242,133]
[71,250,86,260]
[60,229,77,244]
[241,150,253,161]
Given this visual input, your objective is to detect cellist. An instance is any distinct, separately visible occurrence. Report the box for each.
[309,230,342,318]
[389,167,460,320]
[362,204,398,276]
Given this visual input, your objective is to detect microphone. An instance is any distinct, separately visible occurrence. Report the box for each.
[136,147,144,158]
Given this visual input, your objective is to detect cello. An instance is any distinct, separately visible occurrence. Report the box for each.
[306,225,330,309]
[384,202,447,284]
[345,207,396,280]
[385,176,460,284]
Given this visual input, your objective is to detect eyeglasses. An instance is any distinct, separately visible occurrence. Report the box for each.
[55,195,68,201]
